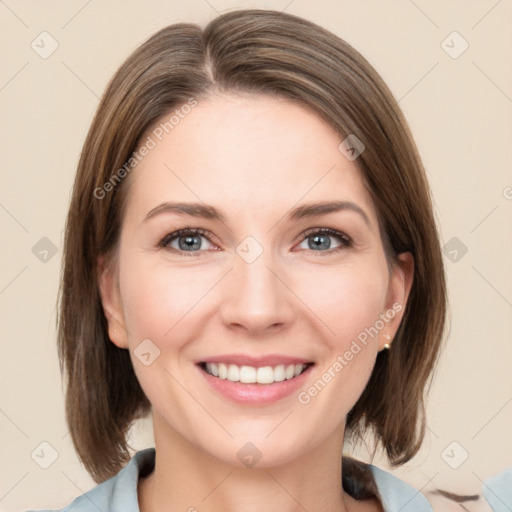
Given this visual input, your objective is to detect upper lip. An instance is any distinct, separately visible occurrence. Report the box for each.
[197,354,313,367]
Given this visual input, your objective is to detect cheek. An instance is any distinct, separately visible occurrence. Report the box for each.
[294,261,389,343]
[117,256,213,419]
[120,250,389,352]
[292,267,386,427]
[119,256,215,341]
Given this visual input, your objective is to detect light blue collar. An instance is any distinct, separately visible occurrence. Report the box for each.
[41,448,510,512]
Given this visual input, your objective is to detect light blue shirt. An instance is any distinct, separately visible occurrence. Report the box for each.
[482,467,512,512]
[27,448,511,512]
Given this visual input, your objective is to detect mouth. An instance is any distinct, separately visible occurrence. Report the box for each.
[198,361,313,384]
[196,357,315,405]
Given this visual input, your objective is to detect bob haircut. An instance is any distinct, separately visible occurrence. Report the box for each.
[57,8,448,492]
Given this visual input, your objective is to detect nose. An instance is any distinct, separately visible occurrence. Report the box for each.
[217,245,295,335]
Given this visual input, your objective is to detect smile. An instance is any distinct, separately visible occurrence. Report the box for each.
[201,362,311,384]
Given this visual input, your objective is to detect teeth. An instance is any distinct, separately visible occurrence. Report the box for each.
[274,365,285,382]
[257,366,274,384]
[204,362,308,384]
[240,365,256,383]
[227,364,239,382]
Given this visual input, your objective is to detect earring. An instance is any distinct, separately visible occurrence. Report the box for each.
[114,328,118,334]
[383,334,391,350]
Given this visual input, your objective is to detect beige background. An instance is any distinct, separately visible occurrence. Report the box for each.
[1,0,511,510]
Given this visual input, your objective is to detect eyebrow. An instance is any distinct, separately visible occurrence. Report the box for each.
[143,200,371,228]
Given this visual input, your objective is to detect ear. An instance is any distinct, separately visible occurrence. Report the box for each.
[97,255,129,349]
[379,251,414,351]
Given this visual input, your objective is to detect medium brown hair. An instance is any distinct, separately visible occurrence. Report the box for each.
[57,8,448,495]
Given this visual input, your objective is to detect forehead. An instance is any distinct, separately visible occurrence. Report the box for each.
[125,93,378,226]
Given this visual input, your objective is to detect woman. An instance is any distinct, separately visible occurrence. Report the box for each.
[34,8,450,512]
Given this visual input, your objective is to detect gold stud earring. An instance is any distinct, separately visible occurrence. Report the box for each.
[383,334,391,350]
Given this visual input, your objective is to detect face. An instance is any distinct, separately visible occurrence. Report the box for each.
[99,92,413,468]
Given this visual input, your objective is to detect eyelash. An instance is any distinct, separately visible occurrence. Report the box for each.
[158,227,353,257]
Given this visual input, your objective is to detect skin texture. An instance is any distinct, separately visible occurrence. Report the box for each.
[99,92,413,512]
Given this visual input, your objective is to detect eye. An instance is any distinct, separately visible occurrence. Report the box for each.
[158,227,353,257]
[295,228,352,255]
[159,228,216,256]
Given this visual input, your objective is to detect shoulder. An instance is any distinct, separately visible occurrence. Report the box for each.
[482,466,512,511]
[26,448,156,512]
[368,464,434,512]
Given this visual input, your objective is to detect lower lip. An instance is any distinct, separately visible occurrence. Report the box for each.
[198,364,314,405]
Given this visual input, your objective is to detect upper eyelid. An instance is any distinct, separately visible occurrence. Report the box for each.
[159,227,214,246]
[296,226,352,243]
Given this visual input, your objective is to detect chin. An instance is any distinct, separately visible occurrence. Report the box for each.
[196,428,311,470]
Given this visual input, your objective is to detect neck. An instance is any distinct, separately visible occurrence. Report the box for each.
[138,411,363,512]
